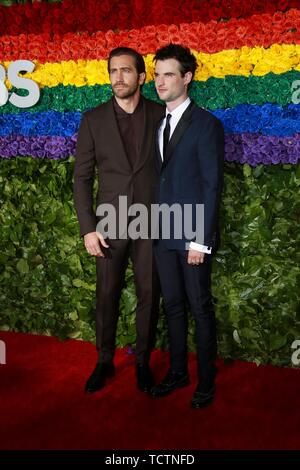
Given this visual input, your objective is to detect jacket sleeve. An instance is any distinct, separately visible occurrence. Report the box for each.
[73,113,97,237]
[197,117,224,247]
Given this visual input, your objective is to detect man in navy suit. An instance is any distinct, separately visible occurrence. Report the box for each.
[150,44,224,408]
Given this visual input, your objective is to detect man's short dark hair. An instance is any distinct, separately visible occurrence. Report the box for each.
[154,43,197,80]
[108,47,146,75]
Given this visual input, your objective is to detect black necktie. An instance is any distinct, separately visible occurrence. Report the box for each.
[163,113,172,160]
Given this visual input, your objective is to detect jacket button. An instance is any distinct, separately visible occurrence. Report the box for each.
[161,177,166,182]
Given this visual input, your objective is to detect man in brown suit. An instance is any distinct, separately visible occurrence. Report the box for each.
[74,47,164,394]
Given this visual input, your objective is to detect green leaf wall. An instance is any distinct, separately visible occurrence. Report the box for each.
[1,157,299,365]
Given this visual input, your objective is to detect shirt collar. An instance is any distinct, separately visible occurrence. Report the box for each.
[113,96,143,116]
[165,97,191,120]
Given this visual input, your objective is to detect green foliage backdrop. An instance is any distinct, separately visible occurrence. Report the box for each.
[0,157,299,365]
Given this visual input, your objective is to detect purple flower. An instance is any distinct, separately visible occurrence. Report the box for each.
[224,133,300,166]
[0,132,299,165]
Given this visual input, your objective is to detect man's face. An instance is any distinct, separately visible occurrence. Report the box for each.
[109,54,145,99]
[154,58,192,104]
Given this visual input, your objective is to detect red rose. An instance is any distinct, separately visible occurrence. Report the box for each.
[31,46,44,61]
[223,37,238,51]
[157,32,171,47]
[2,45,12,61]
[144,39,159,54]
[143,25,157,36]
[94,46,109,60]
[271,33,283,43]
[105,30,115,41]
[283,18,297,31]
[235,25,248,39]
[61,39,71,54]
[157,24,169,34]
[185,33,199,51]
[168,24,179,35]
[169,34,183,44]
[286,8,300,23]
[137,44,149,55]
[128,29,139,38]
[215,29,227,43]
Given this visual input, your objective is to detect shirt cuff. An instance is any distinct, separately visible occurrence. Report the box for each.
[189,242,212,254]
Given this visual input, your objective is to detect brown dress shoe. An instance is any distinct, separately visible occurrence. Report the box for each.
[136,364,155,392]
[85,362,115,394]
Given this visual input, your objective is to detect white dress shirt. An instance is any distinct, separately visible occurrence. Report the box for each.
[158,97,211,254]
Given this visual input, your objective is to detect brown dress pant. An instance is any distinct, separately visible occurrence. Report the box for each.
[95,238,160,365]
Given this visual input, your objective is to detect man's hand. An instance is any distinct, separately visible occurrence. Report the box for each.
[187,249,205,265]
[84,232,109,257]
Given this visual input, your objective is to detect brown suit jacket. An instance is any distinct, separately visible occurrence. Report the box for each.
[74,96,164,237]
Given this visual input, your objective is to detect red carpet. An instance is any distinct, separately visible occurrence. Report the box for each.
[0,331,299,450]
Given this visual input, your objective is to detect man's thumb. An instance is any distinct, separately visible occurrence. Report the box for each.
[96,231,109,248]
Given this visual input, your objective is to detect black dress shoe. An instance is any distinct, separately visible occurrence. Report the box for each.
[149,369,190,398]
[136,364,155,392]
[191,381,215,408]
[85,362,115,394]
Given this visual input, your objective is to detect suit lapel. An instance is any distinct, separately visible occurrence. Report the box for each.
[155,115,165,173]
[134,97,152,173]
[162,101,196,170]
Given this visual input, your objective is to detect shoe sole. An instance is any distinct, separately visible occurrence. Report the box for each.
[84,369,115,393]
[191,391,215,408]
[191,396,214,408]
[150,378,190,398]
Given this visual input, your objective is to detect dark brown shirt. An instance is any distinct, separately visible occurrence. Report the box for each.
[113,97,144,169]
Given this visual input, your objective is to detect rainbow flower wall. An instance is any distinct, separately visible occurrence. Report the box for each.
[0,0,299,365]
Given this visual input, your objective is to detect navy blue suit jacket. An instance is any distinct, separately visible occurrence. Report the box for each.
[155,101,224,251]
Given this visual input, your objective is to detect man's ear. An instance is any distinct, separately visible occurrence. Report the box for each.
[139,72,146,86]
[184,71,193,87]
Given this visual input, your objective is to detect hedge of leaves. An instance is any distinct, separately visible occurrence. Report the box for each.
[1,0,299,366]
[0,157,299,365]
